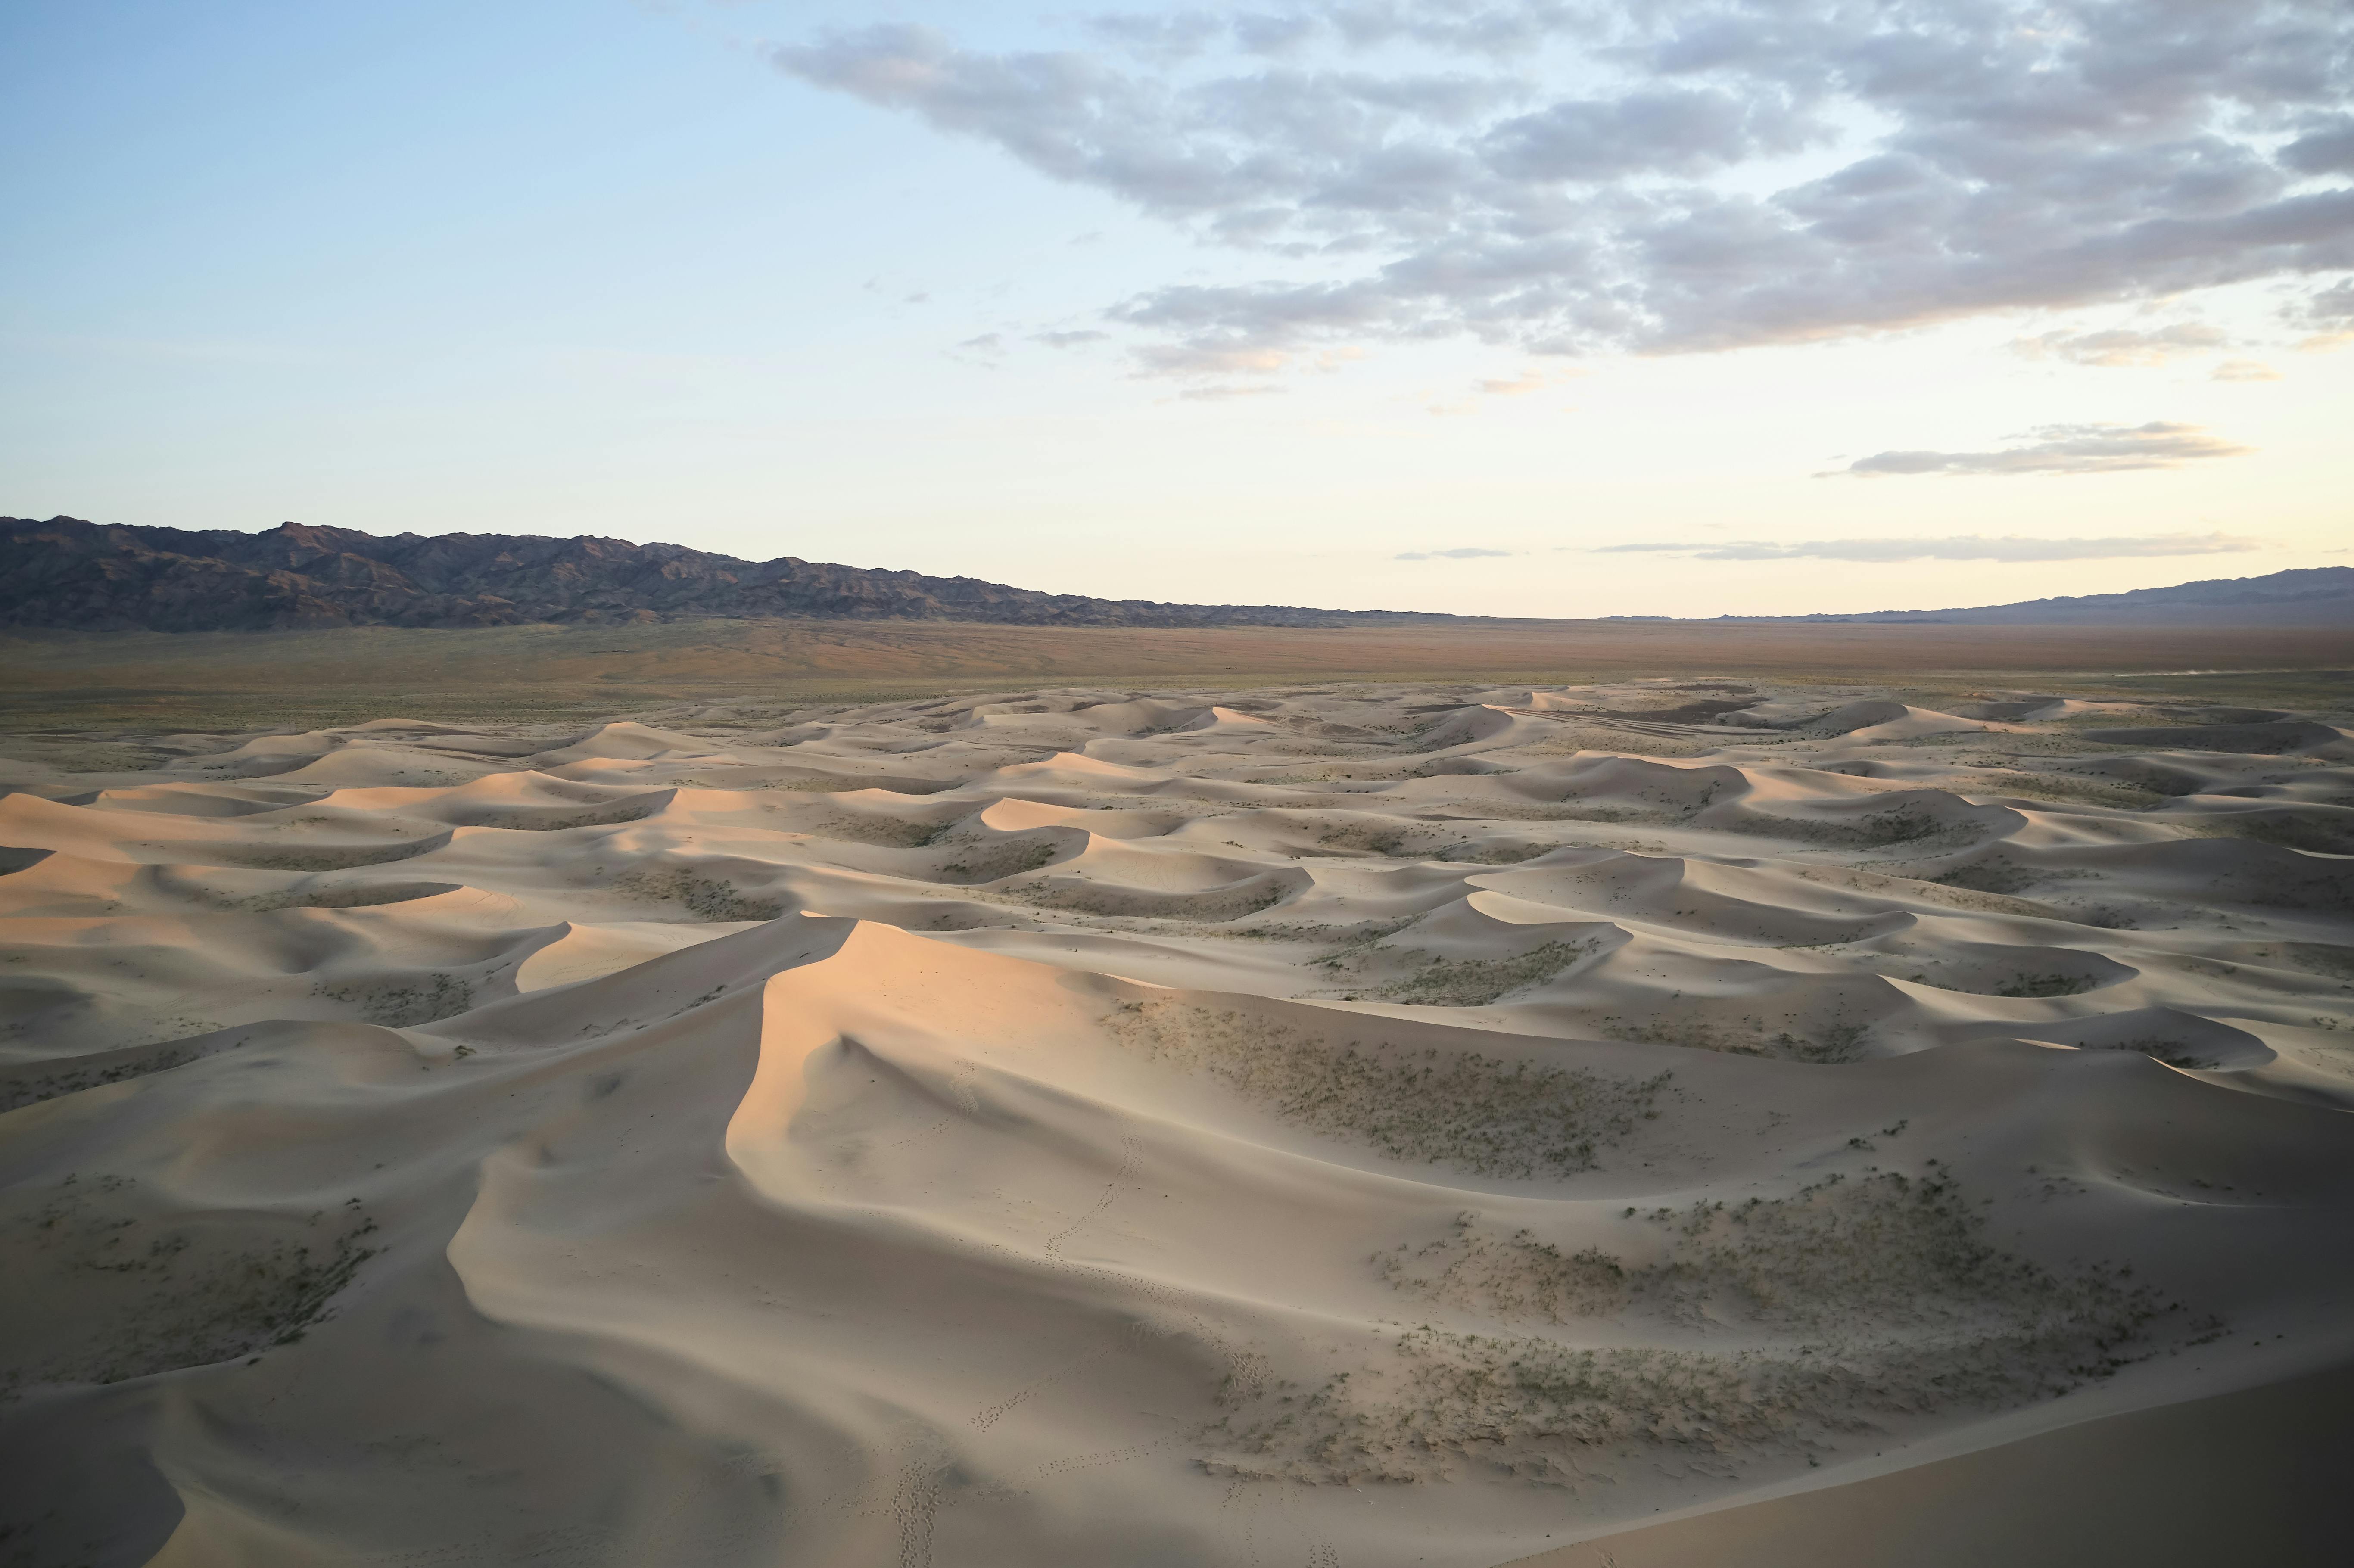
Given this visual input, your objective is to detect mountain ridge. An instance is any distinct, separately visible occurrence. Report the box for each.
[0,516,1466,632]
[3,516,2347,632]
[1607,566,2354,627]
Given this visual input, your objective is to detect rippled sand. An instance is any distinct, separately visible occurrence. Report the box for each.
[4,679,2352,1566]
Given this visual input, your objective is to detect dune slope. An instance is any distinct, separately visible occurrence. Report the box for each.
[3,678,2352,1567]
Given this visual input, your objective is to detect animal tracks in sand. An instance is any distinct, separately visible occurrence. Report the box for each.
[1045,1134,1145,1255]
[2,676,2351,1566]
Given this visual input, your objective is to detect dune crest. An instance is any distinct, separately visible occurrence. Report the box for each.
[3,678,2352,1566]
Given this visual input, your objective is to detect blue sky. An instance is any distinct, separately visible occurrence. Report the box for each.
[5,0,2349,616]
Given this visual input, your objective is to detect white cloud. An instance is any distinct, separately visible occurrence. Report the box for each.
[1397,546,1514,560]
[2212,359,2284,380]
[2289,277,2354,348]
[948,332,1007,366]
[1175,383,1285,401]
[775,5,2354,376]
[1426,364,1563,413]
[1131,342,1294,377]
[1830,422,2250,477]
[1597,532,2264,562]
[1474,368,1549,397]
[2008,324,2230,367]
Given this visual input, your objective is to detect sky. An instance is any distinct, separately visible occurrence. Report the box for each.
[3,0,2350,618]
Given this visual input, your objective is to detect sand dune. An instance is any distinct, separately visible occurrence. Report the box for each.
[3,676,2352,1566]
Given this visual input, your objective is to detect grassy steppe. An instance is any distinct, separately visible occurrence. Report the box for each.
[4,617,2348,730]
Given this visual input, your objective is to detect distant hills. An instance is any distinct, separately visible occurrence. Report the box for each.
[1623,566,2354,627]
[0,516,1458,632]
[3,516,2347,632]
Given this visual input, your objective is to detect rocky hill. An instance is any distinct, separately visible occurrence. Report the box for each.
[1611,567,2354,627]
[0,516,1459,632]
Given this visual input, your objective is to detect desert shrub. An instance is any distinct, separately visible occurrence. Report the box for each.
[0,1044,206,1114]
[1605,1020,1865,1064]
[1311,820,1412,856]
[1931,859,2037,895]
[612,868,785,922]
[1209,1169,2180,1485]
[1993,973,2096,999]
[316,971,475,1027]
[229,837,441,872]
[223,881,450,912]
[487,801,663,831]
[938,840,1060,883]
[2090,1036,2215,1069]
[1378,942,1596,1006]
[1,1177,380,1399]
[1109,1001,1669,1176]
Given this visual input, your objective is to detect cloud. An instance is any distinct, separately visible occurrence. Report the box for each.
[1427,364,1563,413]
[774,6,2354,374]
[2009,324,2230,367]
[1474,368,1550,397]
[2282,114,2354,176]
[2211,359,2283,381]
[1176,383,1285,401]
[1131,341,1294,377]
[2302,278,2354,325]
[949,332,1006,365]
[1397,546,1514,560]
[1033,329,1110,347]
[1598,533,2264,563]
[2289,277,2354,348]
[1830,422,2250,477]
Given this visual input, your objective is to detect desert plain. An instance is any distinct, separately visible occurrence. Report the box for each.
[3,625,2353,1567]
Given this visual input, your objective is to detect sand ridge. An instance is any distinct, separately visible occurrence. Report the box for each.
[3,677,2352,1565]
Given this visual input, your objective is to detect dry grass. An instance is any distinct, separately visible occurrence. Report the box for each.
[215,881,453,912]
[5,621,2346,732]
[610,867,786,923]
[1110,1001,1670,1176]
[315,971,476,1027]
[1,1176,380,1399]
[224,837,444,873]
[1375,942,1598,1006]
[1207,1167,2188,1486]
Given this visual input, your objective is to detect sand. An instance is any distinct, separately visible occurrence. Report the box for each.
[3,676,2351,1566]
[7,616,2350,732]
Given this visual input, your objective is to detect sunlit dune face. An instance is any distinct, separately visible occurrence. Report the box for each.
[3,672,2349,1560]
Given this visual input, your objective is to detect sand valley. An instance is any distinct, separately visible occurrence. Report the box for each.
[3,675,2352,1565]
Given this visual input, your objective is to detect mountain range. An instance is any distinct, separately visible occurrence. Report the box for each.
[0,516,1455,633]
[3,515,2348,631]
[1627,566,2354,627]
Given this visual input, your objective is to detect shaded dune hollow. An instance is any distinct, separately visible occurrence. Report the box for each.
[3,677,2353,1568]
